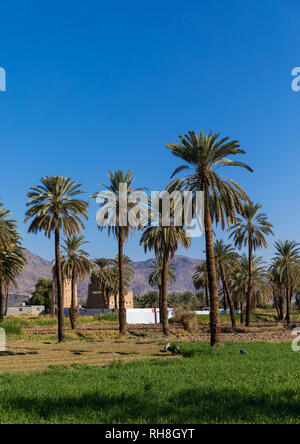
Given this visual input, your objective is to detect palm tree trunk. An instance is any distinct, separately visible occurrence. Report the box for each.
[246,236,253,327]
[55,227,65,342]
[279,294,284,321]
[240,301,244,324]
[4,286,9,317]
[69,269,78,330]
[158,284,163,324]
[161,252,170,336]
[0,279,4,322]
[223,287,226,311]
[273,290,280,321]
[286,284,291,325]
[50,286,55,316]
[204,193,221,347]
[118,229,127,334]
[205,285,209,307]
[102,285,107,307]
[220,265,236,329]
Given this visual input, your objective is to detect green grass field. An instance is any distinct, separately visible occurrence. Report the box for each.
[1,341,300,424]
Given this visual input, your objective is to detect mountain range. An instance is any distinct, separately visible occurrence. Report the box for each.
[11,251,203,304]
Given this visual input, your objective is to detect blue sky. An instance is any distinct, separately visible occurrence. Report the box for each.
[0,0,299,264]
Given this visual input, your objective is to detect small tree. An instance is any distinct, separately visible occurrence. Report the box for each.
[30,278,53,313]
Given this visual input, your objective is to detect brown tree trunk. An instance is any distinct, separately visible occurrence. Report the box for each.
[240,301,244,324]
[246,236,253,327]
[286,284,291,325]
[50,284,55,316]
[69,268,78,330]
[4,286,9,317]
[220,265,236,329]
[161,252,170,336]
[102,285,108,307]
[118,229,127,334]
[223,286,227,311]
[204,193,221,347]
[55,227,65,342]
[274,291,280,321]
[158,284,163,324]
[279,293,284,321]
[0,279,4,322]
[205,285,209,307]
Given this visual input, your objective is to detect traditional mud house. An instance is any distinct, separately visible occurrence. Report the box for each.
[53,276,78,309]
[87,281,133,310]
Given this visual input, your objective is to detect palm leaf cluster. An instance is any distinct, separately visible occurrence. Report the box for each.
[0,204,27,321]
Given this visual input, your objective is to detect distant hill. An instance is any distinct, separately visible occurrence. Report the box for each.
[10,251,203,305]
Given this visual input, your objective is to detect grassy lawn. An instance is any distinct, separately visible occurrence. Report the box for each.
[1,341,300,424]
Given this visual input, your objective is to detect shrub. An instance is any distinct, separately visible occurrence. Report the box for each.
[0,319,23,336]
[173,307,198,331]
[94,312,119,322]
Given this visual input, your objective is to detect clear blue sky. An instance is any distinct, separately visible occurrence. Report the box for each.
[0,0,299,264]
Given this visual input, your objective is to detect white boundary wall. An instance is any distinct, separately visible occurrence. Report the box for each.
[73,308,240,324]
[126,308,175,325]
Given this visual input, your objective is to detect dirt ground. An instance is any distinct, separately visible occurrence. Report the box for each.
[0,321,296,373]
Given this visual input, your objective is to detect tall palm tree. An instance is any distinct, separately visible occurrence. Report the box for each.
[230,202,273,327]
[140,225,191,335]
[270,241,300,325]
[193,262,209,307]
[91,258,114,308]
[167,130,253,346]
[91,170,145,335]
[25,176,88,342]
[214,240,239,329]
[61,235,91,329]
[148,257,176,320]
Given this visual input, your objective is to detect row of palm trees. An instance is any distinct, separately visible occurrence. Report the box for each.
[1,128,291,347]
[193,239,300,328]
[21,130,273,345]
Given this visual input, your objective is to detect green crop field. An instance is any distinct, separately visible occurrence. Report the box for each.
[1,341,300,424]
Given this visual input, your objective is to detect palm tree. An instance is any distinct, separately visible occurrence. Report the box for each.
[193,262,209,307]
[230,255,271,323]
[3,245,27,317]
[167,130,253,346]
[61,235,91,329]
[0,246,27,321]
[91,170,145,335]
[140,225,191,335]
[214,240,239,329]
[0,205,26,321]
[148,257,176,320]
[111,255,135,306]
[0,204,21,252]
[230,202,273,327]
[270,241,300,325]
[91,258,114,308]
[25,176,88,342]
[269,268,285,321]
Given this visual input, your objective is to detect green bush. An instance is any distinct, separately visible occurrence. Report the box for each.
[94,312,119,322]
[0,319,23,336]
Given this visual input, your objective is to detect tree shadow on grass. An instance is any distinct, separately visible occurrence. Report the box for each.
[0,351,39,357]
[2,387,300,424]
